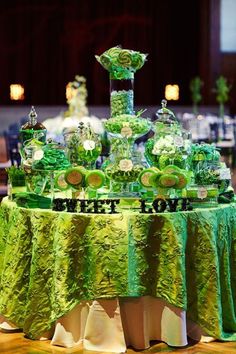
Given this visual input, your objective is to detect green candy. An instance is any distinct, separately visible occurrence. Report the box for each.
[105,163,143,183]
[33,147,70,171]
[99,54,112,70]
[117,50,132,67]
[131,53,146,70]
[96,46,147,76]
[106,46,122,58]
[85,170,105,189]
[104,114,151,138]
[111,90,134,116]
[158,174,179,188]
[54,171,70,191]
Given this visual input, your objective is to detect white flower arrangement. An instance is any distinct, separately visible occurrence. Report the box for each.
[152,135,177,155]
[119,159,133,171]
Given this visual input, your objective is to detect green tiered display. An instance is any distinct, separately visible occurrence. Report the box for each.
[5,48,234,209]
[96,46,152,197]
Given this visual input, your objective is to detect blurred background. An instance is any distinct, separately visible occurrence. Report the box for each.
[0,0,235,110]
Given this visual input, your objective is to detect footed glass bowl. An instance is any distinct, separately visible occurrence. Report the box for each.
[104,114,152,139]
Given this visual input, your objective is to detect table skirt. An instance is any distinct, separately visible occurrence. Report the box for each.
[1,297,213,352]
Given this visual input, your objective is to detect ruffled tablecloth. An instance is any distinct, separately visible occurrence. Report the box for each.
[1,198,236,350]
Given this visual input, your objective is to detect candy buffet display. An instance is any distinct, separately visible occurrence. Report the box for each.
[96,46,152,197]
[5,47,235,211]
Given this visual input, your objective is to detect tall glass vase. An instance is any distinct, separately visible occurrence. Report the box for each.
[96,46,150,198]
[110,73,134,117]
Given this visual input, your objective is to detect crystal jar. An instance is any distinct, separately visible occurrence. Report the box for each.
[64,122,102,169]
[194,160,231,193]
[105,139,144,197]
[20,106,47,145]
[96,45,147,118]
[110,73,134,117]
[145,100,192,170]
[23,141,71,197]
[186,184,219,208]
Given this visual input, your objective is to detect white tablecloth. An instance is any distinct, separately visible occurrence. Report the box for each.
[0,297,214,352]
[48,297,213,351]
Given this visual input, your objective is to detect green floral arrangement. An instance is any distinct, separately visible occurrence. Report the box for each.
[214,76,231,117]
[95,46,147,80]
[65,75,88,118]
[189,76,203,114]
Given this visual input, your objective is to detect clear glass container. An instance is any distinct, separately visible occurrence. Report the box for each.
[105,139,144,197]
[186,184,219,208]
[64,122,102,169]
[23,142,70,198]
[194,159,231,194]
[20,106,47,145]
[110,74,134,117]
[24,168,49,195]
[154,99,180,127]
[145,101,192,170]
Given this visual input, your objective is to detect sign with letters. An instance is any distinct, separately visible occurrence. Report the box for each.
[52,198,193,214]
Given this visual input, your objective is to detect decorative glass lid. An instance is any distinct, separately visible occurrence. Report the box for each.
[155,99,179,125]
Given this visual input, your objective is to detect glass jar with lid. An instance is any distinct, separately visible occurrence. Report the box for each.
[145,100,192,170]
[64,122,102,169]
[20,106,47,145]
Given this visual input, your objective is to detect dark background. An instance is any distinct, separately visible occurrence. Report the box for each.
[0,0,235,113]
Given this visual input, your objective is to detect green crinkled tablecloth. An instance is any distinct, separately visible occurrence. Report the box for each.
[0,197,236,341]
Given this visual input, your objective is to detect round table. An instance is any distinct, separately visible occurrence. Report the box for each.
[0,197,236,351]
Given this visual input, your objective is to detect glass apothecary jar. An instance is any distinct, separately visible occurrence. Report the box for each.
[20,106,47,146]
[194,160,231,194]
[145,100,192,170]
[105,139,144,197]
[23,141,71,198]
[64,122,102,169]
